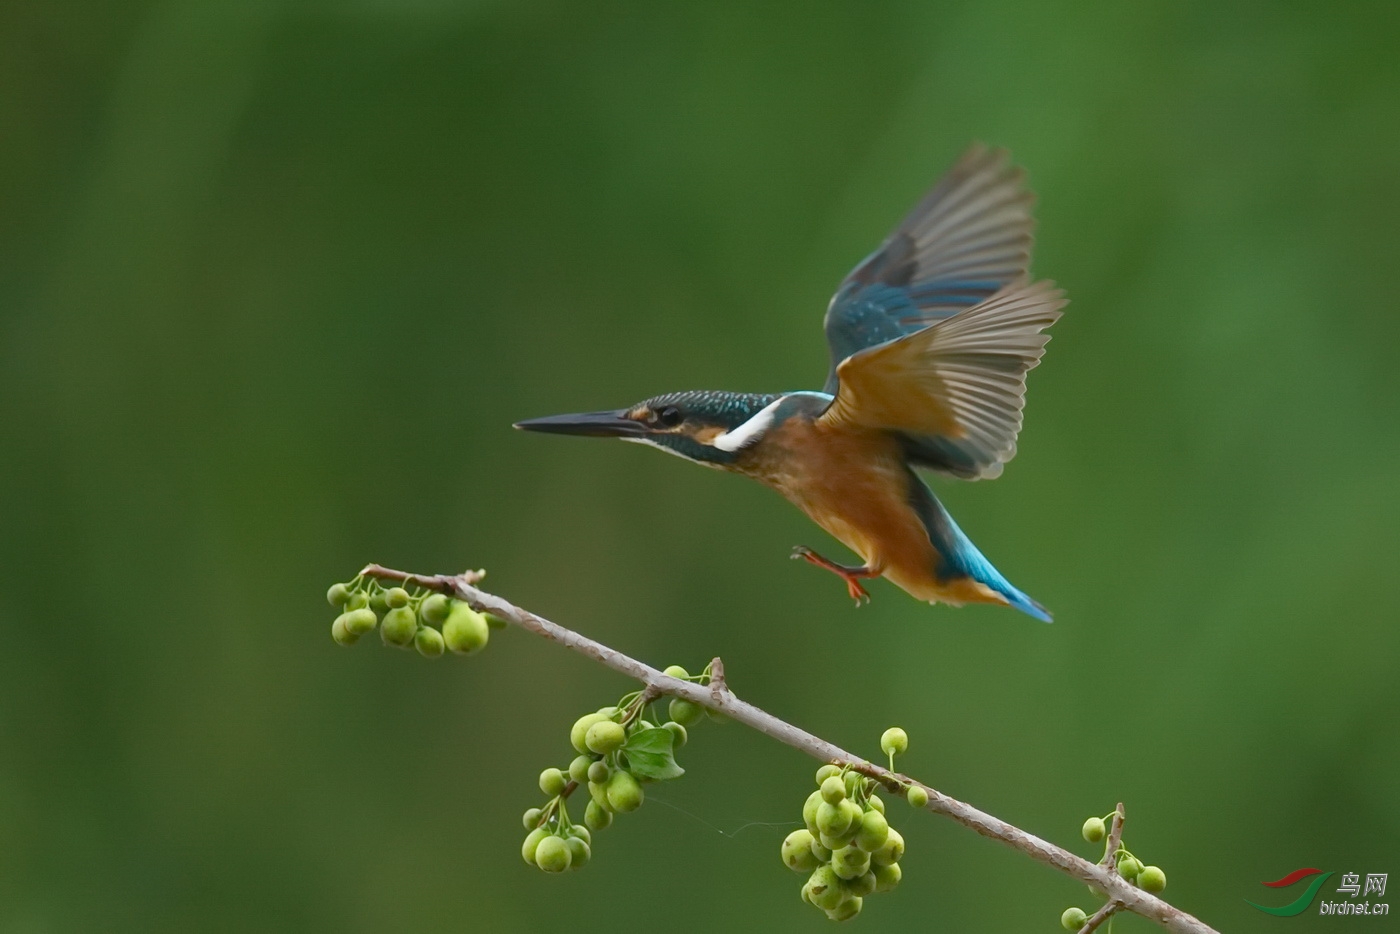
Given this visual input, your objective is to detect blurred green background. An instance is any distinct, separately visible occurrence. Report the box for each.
[3,1,1397,931]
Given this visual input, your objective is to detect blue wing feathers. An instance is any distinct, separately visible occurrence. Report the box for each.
[906,278,1005,309]
[822,145,1035,397]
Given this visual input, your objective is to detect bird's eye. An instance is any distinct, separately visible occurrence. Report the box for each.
[656,406,682,428]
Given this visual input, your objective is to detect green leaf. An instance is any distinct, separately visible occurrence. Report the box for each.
[621,728,685,781]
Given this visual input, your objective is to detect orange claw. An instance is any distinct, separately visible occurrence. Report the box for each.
[791,546,879,606]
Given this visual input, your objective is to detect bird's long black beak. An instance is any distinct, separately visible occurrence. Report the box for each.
[513,409,646,438]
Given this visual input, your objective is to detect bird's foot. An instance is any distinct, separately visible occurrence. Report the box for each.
[791,546,877,606]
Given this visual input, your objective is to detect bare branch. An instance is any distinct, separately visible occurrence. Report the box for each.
[359,564,1218,934]
[1101,802,1126,872]
[1082,899,1123,933]
[707,656,727,703]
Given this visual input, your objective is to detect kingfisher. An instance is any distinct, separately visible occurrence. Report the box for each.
[516,144,1065,621]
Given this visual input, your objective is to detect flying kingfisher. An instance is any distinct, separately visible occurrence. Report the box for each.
[516,144,1065,621]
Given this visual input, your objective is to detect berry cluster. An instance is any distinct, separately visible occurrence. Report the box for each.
[326,577,505,657]
[520,664,715,873]
[781,728,919,922]
[1061,811,1167,930]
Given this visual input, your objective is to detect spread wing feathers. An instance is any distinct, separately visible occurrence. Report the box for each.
[819,280,1066,479]
[822,144,1036,393]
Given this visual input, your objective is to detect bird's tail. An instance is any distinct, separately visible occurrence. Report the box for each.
[907,472,1053,623]
[995,582,1053,623]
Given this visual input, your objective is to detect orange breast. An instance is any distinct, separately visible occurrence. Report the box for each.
[737,418,1009,609]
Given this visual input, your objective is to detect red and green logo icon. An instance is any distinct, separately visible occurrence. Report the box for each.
[1246,868,1334,916]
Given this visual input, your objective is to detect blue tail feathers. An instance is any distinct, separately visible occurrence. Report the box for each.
[997,584,1053,623]
[906,471,1053,623]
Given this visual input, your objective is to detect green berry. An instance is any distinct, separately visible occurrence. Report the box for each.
[816,801,854,838]
[1061,907,1088,931]
[568,824,590,845]
[584,799,613,830]
[819,831,847,851]
[596,706,620,718]
[587,760,610,784]
[521,827,548,865]
[880,727,909,757]
[1139,865,1166,892]
[606,769,644,812]
[534,834,571,872]
[705,706,728,724]
[345,592,369,611]
[522,807,542,830]
[587,781,610,811]
[855,809,890,852]
[539,768,567,797]
[844,771,865,798]
[1118,855,1142,880]
[483,612,508,629]
[847,870,877,898]
[816,764,842,785]
[662,721,688,748]
[442,602,489,654]
[831,845,871,881]
[380,606,417,646]
[331,615,359,646]
[781,829,821,872]
[419,594,451,625]
[343,607,378,635]
[838,799,863,832]
[809,838,833,862]
[821,775,847,805]
[873,861,902,893]
[385,587,409,608]
[806,865,846,911]
[635,719,656,732]
[668,698,703,726]
[866,794,885,814]
[872,827,904,866]
[414,626,445,657]
[369,590,389,615]
[585,720,626,755]
[1082,817,1106,843]
[826,896,863,921]
[565,836,590,870]
[327,583,352,608]
[907,785,929,808]
[569,755,593,784]
[662,665,689,679]
[802,790,823,831]
[570,713,608,754]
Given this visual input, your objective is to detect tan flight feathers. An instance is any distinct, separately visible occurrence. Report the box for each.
[819,279,1066,478]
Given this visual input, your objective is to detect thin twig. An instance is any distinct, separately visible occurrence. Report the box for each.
[1101,802,1126,872]
[707,656,727,703]
[359,564,1219,934]
[1082,899,1123,933]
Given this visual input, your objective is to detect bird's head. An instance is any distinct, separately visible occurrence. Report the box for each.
[515,390,820,467]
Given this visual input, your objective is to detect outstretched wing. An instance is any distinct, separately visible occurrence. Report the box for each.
[822,144,1035,394]
[818,280,1066,480]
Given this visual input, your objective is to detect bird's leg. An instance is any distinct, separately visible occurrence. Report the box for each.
[791,546,881,606]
